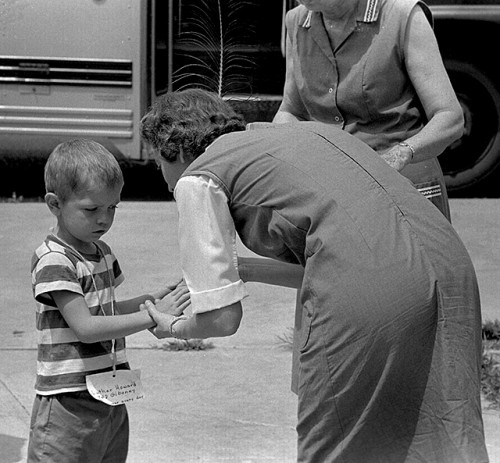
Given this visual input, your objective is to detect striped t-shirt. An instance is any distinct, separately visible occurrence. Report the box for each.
[31,235,129,395]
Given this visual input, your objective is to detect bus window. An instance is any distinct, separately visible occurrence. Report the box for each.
[153,0,292,122]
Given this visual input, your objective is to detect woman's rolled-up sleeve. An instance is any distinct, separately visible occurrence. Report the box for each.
[174,175,248,314]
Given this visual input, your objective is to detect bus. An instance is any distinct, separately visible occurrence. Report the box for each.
[1,0,500,193]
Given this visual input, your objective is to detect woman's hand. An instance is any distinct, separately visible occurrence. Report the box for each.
[141,285,190,338]
[148,283,191,316]
[142,300,180,338]
[150,278,186,302]
[380,144,413,172]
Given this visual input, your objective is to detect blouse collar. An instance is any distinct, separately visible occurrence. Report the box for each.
[301,0,380,28]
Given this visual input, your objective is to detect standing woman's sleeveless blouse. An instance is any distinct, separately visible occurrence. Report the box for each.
[284,0,451,219]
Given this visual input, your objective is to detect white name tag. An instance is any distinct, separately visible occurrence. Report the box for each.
[86,369,144,406]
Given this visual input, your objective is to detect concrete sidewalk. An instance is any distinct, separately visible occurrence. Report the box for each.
[1,342,499,462]
[1,199,499,462]
[0,335,300,462]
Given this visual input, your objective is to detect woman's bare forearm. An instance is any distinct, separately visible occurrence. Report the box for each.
[238,257,304,289]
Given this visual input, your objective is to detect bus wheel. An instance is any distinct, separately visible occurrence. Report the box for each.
[439,60,500,191]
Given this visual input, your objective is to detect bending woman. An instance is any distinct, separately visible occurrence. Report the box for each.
[140,89,487,463]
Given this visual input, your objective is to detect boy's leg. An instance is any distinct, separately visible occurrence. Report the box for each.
[27,391,129,463]
[27,395,44,462]
[102,404,129,463]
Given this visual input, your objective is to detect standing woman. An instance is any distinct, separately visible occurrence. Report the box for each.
[274,0,464,220]
[140,89,487,463]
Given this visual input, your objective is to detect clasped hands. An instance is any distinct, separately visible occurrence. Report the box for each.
[380,143,414,172]
[143,279,191,339]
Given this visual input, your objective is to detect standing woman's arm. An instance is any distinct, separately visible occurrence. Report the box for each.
[380,5,464,171]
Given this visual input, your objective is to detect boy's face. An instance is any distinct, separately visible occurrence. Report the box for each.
[47,183,122,253]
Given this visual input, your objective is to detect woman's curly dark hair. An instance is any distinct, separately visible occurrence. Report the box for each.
[140,88,246,162]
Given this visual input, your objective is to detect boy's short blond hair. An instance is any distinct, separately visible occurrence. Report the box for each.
[44,139,124,201]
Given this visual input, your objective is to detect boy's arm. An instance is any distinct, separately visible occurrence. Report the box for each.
[115,294,155,315]
[52,290,156,343]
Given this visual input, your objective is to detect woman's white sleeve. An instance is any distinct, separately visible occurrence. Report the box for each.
[174,175,248,314]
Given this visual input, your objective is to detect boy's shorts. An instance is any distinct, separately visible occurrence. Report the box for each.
[27,390,129,463]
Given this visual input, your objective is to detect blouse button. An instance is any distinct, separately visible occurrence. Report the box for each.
[334,116,341,122]
[328,88,333,93]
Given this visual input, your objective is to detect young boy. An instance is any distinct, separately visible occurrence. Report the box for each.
[27,139,189,462]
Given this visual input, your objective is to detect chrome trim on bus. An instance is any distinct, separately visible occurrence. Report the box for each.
[0,127,133,138]
[0,67,131,75]
[0,77,132,87]
[0,55,132,64]
[0,105,133,138]
[0,56,133,87]
[0,116,132,128]
[0,106,132,116]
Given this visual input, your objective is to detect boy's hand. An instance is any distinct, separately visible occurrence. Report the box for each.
[143,301,177,339]
[142,284,190,338]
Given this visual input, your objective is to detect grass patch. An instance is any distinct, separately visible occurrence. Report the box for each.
[483,319,500,341]
[154,338,214,351]
[482,344,500,409]
[482,319,500,409]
